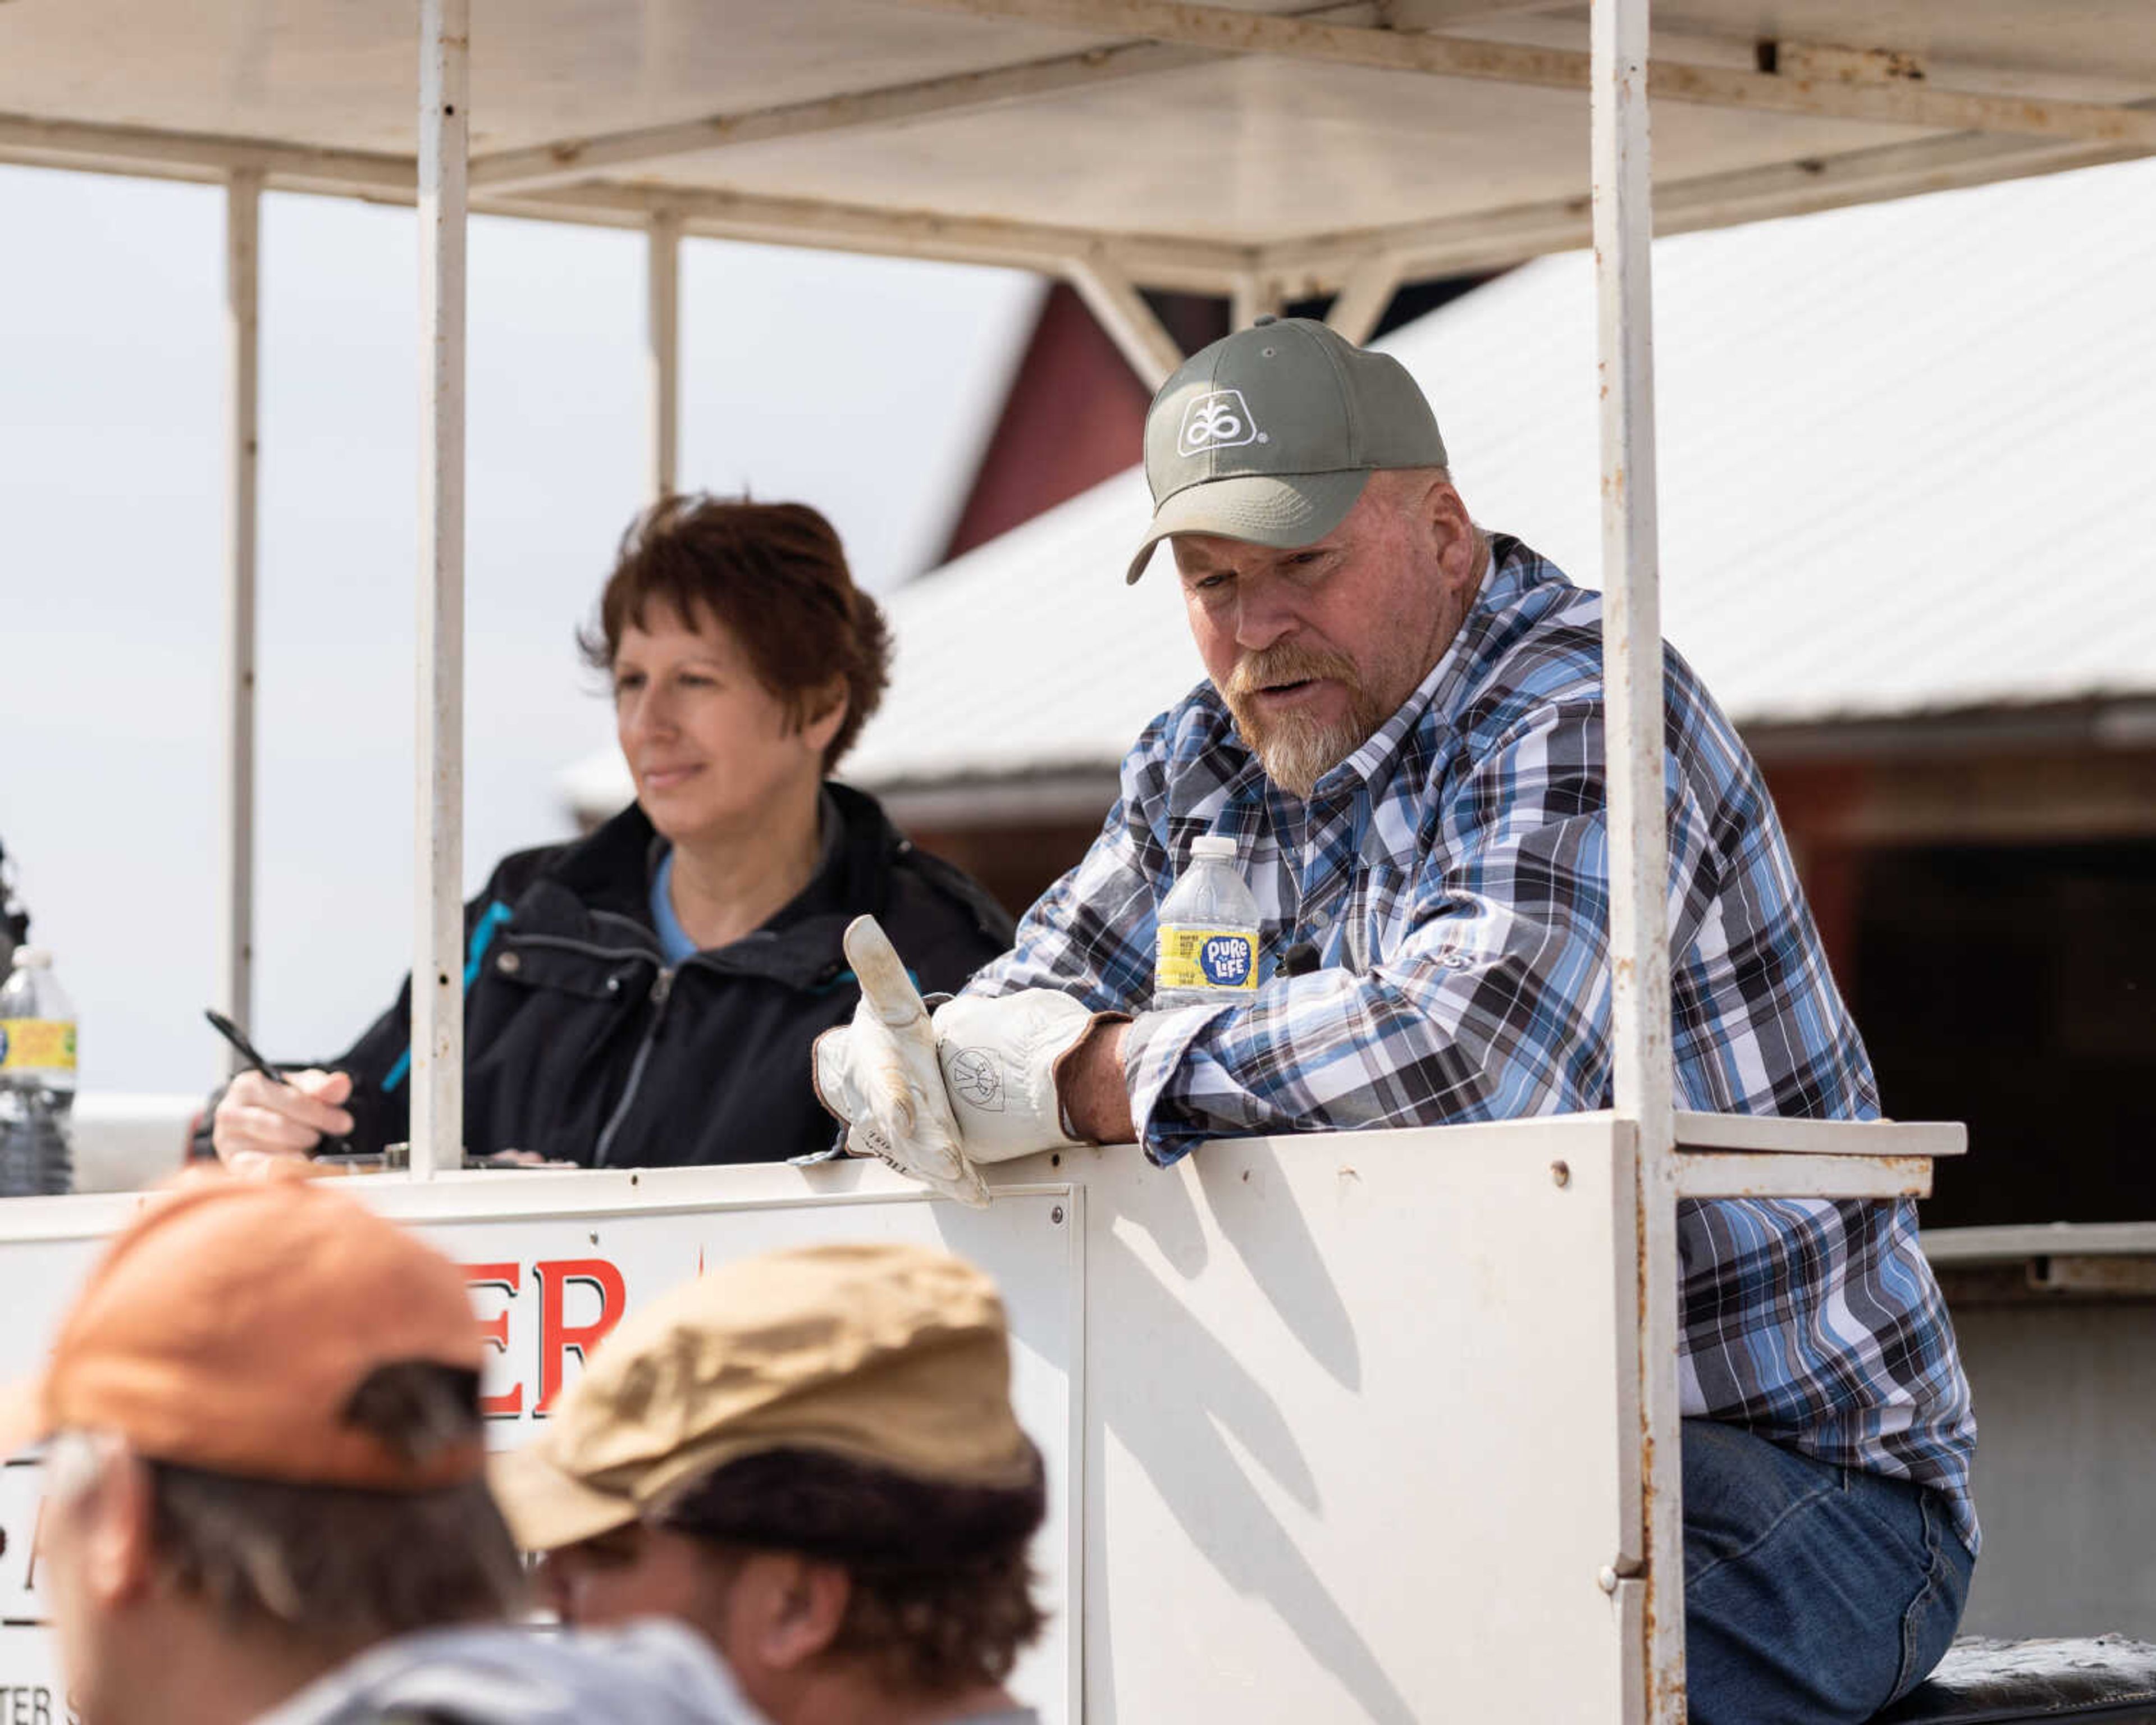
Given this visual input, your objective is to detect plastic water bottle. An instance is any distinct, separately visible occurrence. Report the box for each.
[0,947,76,1197]
[1154,836,1262,1011]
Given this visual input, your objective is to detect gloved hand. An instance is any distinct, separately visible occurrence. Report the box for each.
[927,990,1096,1163]
[811,916,986,1208]
[812,918,1115,1206]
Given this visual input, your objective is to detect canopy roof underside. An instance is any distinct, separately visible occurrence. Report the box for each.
[3,0,2152,291]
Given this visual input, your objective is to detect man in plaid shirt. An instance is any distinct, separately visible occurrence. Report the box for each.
[816,317,1974,1723]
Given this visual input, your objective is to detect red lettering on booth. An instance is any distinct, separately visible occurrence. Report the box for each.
[535,1257,626,1415]
[462,1262,524,1418]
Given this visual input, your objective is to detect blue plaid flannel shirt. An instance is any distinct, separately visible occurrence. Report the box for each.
[965,533,1977,1549]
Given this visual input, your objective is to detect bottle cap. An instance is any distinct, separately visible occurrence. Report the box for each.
[1190,836,1239,862]
[9,946,50,969]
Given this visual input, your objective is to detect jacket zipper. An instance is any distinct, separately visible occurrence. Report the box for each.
[580,939,810,1168]
[591,965,675,1167]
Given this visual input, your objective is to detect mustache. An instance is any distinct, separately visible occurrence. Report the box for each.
[1225,641,1363,701]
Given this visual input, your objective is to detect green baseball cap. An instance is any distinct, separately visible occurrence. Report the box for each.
[1126,316,1448,584]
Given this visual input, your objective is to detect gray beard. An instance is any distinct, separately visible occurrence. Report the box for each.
[1221,625,1420,800]
[1244,708,1372,799]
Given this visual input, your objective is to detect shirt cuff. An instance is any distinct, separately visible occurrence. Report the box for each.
[1121,1002,1242,1166]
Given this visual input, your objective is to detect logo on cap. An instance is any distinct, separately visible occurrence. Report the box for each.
[1178,390,1263,457]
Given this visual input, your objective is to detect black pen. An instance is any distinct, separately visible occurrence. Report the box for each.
[204,1007,286,1087]
[205,1008,355,1157]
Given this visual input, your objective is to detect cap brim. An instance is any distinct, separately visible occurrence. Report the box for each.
[1124,469,1373,583]
[488,1442,641,1554]
[0,1376,47,1462]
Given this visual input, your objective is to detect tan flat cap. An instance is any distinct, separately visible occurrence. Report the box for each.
[491,1241,1036,1554]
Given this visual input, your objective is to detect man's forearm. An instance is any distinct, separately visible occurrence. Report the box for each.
[1055,1019,1136,1145]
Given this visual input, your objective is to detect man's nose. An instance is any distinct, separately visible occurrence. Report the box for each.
[1232,579,1301,653]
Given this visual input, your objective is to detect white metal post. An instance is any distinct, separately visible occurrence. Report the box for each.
[1591,0,1684,1715]
[414,0,469,1180]
[648,211,682,500]
[216,169,263,1074]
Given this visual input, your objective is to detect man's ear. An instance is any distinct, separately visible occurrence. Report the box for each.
[747,1552,852,1672]
[84,1449,158,1608]
[1414,472,1478,586]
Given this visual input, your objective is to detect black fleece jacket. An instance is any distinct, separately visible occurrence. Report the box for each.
[190,784,1012,1168]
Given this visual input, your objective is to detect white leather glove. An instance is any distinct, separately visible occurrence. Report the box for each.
[811,916,988,1208]
[928,990,1094,1164]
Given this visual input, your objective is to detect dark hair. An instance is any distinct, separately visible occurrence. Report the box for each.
[577,494,893,770]
[653,1444,1048,1697]
[145,1363,524,1650]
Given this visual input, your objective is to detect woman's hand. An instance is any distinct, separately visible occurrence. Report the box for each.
[211,1068,355,1167]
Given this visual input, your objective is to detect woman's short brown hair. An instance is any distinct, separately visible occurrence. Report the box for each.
[578,495,893,770]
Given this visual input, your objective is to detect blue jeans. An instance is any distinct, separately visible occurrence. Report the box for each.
[1684,1419,1974,1725]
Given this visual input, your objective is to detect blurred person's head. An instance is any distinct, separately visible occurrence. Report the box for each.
[1127,319,1486,797]
[493,1243,1047,1725]
[6,1171,520,1725]
[580,495,893,853]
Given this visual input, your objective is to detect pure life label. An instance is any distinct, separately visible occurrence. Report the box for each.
[1157,927,1259,993]
[1200,935,1253,985]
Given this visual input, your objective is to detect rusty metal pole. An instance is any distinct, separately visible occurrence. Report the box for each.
[412,0,469,1180]
[215,168,263,1074]
[1591,0,1684,1715]
[647,209,681,501]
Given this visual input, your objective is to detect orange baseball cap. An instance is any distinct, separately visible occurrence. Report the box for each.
[0,1167,486,1490]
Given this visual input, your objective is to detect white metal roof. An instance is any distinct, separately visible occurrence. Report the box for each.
[803,154,2156,798]
[6,1,2152,306]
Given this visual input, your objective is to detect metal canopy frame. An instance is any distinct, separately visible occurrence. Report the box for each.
[12,1,2137,1714]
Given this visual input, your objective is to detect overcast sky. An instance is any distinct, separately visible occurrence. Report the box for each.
[0,165,1040,1094]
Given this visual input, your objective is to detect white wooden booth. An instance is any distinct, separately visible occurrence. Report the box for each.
[0,1114,1957,1721]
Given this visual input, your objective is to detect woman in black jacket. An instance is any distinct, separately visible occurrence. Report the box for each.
[203,496,1011,1169]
